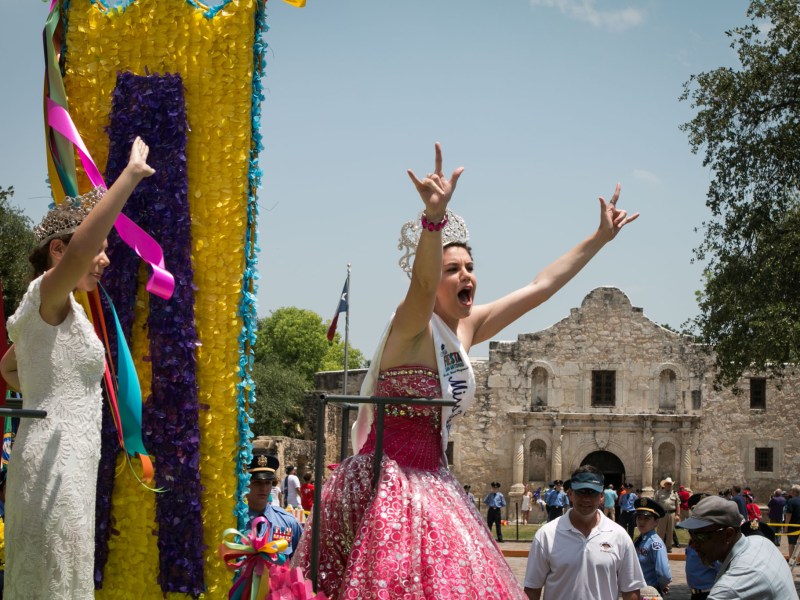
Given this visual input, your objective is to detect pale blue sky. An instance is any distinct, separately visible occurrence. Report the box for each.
[1,1,751,358]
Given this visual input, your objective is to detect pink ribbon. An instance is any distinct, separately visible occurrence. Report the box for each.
[47,98,174,299]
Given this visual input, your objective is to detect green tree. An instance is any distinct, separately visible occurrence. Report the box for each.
[250,360,308,437]
[0,186,35,319]
[251,307,365,436]
[322,331,366,373]
[680,0,800,386]
[255,307,365,381]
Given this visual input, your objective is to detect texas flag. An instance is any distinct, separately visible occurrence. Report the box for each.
[326,278,349,342]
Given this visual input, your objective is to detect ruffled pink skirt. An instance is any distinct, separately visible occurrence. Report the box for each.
[293,367,525,599]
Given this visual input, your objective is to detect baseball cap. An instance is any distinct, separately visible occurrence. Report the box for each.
[677,495,743,530]
[570,471,604,493]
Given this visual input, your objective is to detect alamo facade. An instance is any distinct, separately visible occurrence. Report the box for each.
[312,287,799,502]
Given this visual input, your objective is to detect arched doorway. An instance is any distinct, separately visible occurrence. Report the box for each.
[580,450,625,490]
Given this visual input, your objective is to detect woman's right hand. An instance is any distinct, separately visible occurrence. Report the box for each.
[406,142,464,221]
[125,136,156,180]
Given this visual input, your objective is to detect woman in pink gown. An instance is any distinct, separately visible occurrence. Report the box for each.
[293,143,639,599]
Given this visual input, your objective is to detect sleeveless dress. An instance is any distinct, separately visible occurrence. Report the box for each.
[5,275,105,599]
[293,366,526,599]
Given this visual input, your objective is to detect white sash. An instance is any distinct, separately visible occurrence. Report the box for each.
[351,313,476,454]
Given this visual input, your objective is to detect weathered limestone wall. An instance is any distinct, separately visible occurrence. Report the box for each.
[312,288,800,503]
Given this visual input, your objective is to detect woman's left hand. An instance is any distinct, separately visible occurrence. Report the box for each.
[597,183,639,241]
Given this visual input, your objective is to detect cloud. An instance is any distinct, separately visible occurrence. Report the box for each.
[530,0,646,32]
[632,169,661,184]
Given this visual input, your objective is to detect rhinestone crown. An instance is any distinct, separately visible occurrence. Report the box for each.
[398,209,470,278]
[34,186,106,246]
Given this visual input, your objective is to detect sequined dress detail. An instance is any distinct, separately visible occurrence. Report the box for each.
[293,367,525,599]
[4,276,104,599]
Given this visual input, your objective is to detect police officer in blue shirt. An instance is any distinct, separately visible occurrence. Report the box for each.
[546,480,567,522]
[246,451,304,558]
[618,483,638,537]
[483,481,507,542]
[634,497,672,595]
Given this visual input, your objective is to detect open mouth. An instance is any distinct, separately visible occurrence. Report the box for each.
[458,288,473,306]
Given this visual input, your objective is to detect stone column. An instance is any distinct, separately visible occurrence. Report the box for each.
[551,428,563,483]
[680,430,692,490]
[642,424,654,498]
[510,427,526,501]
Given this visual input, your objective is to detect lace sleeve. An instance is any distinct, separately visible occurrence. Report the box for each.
[6,275,44,343]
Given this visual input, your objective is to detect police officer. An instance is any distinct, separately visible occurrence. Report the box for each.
[546,480,567,522]
[246,451,303,558]
[634,497,672,595]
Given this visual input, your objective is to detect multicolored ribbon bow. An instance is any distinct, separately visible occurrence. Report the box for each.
[219,516,289,600]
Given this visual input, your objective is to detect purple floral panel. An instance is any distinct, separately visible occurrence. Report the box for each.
[97,71,204,595]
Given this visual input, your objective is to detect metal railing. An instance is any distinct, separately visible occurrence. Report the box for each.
[308,393,456,592]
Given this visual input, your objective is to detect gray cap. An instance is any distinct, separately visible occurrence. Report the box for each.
[677,495,743,530]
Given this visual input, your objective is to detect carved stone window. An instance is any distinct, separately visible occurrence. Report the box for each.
[750,378,766,410]
[528,439,547,481]
[755,447,773,472]
[592,370,615,407]
[531,367,548,410]
[658,369,677,410]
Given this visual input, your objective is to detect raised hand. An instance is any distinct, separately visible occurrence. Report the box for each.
[126,136,156,179]
[597,183,639,241]
[406,142,464,220]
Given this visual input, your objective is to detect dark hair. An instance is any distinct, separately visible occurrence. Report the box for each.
[303,472,312,482]
[28,233,74,279]
[443,240,473,258]
[571,464,603,479]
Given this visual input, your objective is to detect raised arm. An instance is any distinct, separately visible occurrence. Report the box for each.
[466,183,638,346]
[384,143,463,353]
[40,137,154,323]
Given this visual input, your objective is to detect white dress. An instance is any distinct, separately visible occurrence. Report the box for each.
[5,275,104,599]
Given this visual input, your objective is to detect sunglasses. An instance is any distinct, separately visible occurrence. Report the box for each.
[689,527,729,544]
[574,488,601,496]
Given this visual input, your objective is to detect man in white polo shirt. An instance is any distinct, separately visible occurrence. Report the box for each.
[523,465,645,600]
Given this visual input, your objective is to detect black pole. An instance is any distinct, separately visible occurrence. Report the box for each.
[515,502,519,541]
[309,393,327,592]
[0,408,46,419]
[339,404,351,462]
[372,405,385,489]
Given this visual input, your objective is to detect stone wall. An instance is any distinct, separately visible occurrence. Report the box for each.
[310,288,800,503]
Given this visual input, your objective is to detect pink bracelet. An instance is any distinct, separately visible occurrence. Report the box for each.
[421,213,448,232]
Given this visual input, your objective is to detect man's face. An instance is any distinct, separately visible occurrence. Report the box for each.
[247,478,273,512]
[688,525,736,565]
[567,488,602,517]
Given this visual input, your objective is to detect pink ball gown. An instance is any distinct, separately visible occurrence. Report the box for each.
[293,366,526,599]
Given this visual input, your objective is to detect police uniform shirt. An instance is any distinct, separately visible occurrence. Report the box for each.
[634,529,671,590]
[247,503,303,557]
[484,491,506,509]
[619,491,637,512]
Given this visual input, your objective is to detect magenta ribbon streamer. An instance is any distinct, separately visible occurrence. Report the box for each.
[45,98,175,300]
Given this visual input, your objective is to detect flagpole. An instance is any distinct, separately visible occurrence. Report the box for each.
[342,264,351,395]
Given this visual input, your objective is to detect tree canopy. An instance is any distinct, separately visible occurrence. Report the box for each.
[681,0,800,386]
[251,306,365,436]
[0,186,35,319]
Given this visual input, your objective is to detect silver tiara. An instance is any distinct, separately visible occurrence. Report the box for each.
[398,209,470,278]
[34,186,106,246]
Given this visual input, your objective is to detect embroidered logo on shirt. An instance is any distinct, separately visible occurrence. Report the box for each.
[599,542,614,553]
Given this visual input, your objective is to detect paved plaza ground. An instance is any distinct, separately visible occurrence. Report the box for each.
[502,536,800,599]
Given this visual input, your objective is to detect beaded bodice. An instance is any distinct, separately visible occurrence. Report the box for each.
[358,366,444,471]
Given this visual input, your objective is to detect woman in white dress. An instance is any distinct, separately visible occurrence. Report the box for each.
[521,484,533,525]
[0,138,154,599]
